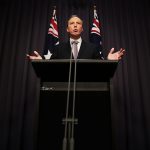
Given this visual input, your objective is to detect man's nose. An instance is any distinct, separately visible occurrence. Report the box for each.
[74,23,77,27]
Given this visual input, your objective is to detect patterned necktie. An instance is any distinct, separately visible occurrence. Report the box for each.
[71,40,79,59]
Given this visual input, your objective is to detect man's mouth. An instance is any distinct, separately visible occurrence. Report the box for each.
[73,29,78,32]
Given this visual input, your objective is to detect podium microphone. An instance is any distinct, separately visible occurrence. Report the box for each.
[70,41,78,150]
[62,48,73,150]
[62,41,78,150]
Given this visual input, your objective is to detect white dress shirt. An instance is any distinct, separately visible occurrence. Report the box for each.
[70,37,82,53]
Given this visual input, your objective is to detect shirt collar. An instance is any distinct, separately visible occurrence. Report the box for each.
[70,37,82,45]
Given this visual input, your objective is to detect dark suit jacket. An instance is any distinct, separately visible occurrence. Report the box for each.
[50,40,104,59]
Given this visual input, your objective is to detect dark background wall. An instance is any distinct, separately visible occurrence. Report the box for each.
[0,0,150,150]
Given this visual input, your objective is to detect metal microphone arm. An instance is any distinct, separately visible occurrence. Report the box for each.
[62,50,73,150]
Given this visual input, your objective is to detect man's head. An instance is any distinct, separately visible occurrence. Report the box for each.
[67,15,83,39]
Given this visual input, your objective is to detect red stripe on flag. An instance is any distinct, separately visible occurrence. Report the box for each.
[91,29,100,35]
[93,19,99,28]
[48,31,59,38]
[50,18,58,31]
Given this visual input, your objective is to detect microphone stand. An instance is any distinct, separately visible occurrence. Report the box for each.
[70,57,77,150]
[62,52,73,150]
[62,52,78,150]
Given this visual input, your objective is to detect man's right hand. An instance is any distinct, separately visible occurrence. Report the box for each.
[26,51,42,60]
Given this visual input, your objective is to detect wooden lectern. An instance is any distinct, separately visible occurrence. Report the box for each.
[31,59,118,150]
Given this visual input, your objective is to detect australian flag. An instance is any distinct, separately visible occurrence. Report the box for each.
[43,7,59,59]
[90,6,104,59]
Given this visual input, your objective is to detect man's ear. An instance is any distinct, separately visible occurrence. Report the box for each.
[80,27,83,33]
[82,27,83,32]
[66,27,69,33]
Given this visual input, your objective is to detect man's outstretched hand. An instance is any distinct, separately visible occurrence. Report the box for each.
[26,51,42,60]
[107,48,125,60]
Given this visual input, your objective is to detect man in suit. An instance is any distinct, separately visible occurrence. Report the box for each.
[27,15,125,60]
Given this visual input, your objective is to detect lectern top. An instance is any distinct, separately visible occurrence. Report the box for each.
[31,59,118,82]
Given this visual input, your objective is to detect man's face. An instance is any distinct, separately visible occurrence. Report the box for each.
[67,16,83,39]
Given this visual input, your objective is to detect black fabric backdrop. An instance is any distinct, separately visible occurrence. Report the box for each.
[0,0,150,150]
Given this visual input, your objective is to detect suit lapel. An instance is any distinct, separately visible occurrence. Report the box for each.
[65,41,72,58]
[77,40,86,59]
[66,40,87,59]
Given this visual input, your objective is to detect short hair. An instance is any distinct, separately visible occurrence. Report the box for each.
[67,15,83,25]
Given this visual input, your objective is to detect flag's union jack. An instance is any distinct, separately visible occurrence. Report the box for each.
[43,7,59,59]
[90,7,104,59]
